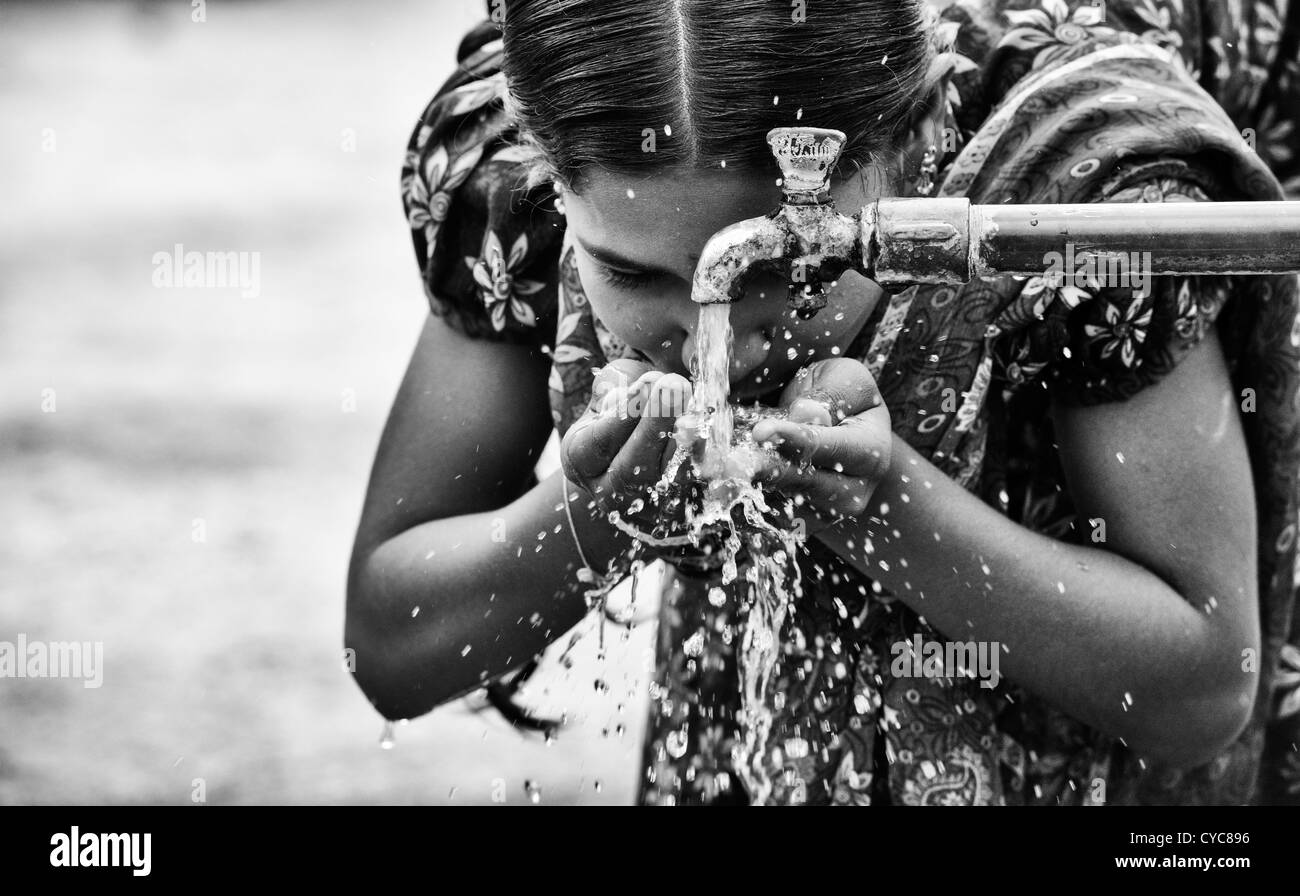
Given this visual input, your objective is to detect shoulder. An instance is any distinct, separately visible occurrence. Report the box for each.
[400,23,563,347]
[994,165,1234,406]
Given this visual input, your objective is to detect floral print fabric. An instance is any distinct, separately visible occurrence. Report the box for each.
[401,0,1300,804]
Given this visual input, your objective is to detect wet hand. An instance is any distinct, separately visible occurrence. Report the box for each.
[749,358,892,535]
[560,359,695,534]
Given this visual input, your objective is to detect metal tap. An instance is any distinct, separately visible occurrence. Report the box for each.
[690,127,1300,319]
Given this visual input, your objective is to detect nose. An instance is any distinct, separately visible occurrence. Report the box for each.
[678,283,779,384]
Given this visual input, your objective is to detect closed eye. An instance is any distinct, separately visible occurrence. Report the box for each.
[598,264,659,291]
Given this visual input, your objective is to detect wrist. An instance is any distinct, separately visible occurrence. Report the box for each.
[558,473,634,580]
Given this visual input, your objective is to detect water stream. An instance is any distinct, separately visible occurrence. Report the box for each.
[665,302,808,803]
[531,303,809,803]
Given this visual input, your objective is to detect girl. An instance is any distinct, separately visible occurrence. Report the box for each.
[347,0,1300,805]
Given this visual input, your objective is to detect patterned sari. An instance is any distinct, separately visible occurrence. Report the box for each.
[401,0,1300,804]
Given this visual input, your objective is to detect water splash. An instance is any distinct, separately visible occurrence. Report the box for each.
[673,303,807,803]
[579,304,808,804]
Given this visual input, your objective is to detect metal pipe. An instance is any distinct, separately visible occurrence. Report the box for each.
[691,127,1300,315]
[973,201,1300,278]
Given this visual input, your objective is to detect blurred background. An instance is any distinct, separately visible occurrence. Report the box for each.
[0,0,652,805]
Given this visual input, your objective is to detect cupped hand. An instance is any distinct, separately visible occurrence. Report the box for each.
[560,359,696,535]
[749,357,892,535]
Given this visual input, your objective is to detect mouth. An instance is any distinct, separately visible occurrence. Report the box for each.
[729,362,789,405]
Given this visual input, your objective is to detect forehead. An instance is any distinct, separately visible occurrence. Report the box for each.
[563,166,876,271]
[568,168,776,249]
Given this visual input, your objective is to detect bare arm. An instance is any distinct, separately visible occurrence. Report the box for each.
[815,333,1259,768]
[345,314,629,720]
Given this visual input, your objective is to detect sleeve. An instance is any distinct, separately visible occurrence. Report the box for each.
[998,159,1235,406]
[400,23,562,348]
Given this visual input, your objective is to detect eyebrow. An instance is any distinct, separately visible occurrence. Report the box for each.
[574,236,699,275]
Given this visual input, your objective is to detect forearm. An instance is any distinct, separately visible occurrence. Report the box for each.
[815,435,1256,766]
[346,470,630,719]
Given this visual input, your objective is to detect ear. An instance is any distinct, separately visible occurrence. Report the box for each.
[900,83,948,158]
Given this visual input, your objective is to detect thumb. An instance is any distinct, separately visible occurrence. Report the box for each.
[776,358,882,425]
[590,358,657,414]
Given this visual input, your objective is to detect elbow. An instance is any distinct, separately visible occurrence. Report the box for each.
[344,612,464,722]
[1134,665,1258,771]
[344,617,427,723]
[344,562,463,721]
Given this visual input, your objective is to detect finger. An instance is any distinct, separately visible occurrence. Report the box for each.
[752,404,891,478]
[605,374,693,490]
[786,397,833,427]
[770,358,883,426]
[566,362,669,482]
[562,414,634,483]
[589,359,656,417]
[759,461,870,522]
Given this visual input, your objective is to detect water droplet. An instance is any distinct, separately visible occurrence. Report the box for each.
[664,124,672,136]
[378,721,396,750]
[626,188,636,199]
[708,586,727,607]
[524,780,542,803]
[1116,452,1126,463]
[683,631,705,657]
[594,779,603,793]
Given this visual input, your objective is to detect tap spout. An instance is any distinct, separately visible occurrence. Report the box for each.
[691,128,865,318]
[690,216,791,307]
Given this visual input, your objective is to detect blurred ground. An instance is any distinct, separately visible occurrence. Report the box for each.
[0,0,650,805]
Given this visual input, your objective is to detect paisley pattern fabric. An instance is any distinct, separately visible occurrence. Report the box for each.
[401,0,1300,804]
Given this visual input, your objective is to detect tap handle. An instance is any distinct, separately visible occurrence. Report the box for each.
[767,127,846,203]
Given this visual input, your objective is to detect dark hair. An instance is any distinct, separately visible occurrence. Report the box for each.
[499,0,937,193]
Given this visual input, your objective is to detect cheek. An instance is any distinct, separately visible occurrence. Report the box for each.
[574,256,678,355]
[574,256,635,329]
